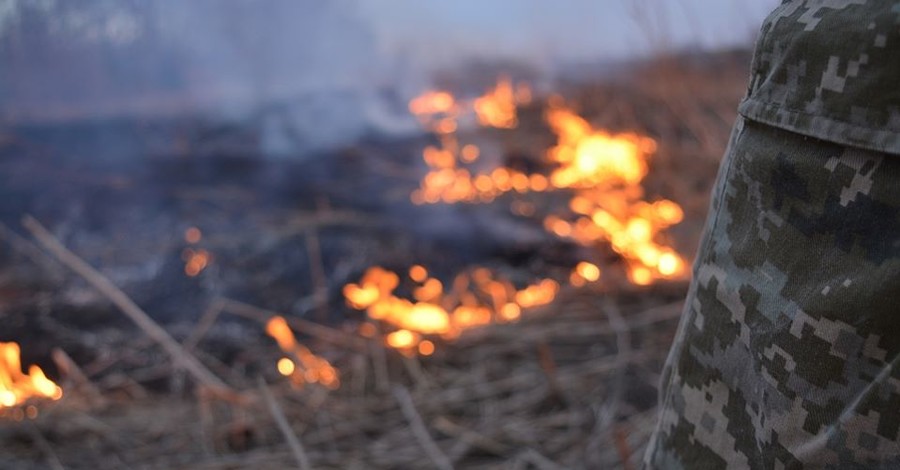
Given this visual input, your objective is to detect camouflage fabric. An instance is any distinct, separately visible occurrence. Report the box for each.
[644,3,900,468]
[644,115,900,468]
[738,0,900,154]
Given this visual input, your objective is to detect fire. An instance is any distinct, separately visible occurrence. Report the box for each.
[409,91,457,118]
[0,342,62,411]
[380,77,689,354]
[265,317,339,390]
[545,107,652,188]
[409,78,687,285]
[542,102,686,283]
[473,76,523,129]
[344,266,558,352]
[409,78,538,205]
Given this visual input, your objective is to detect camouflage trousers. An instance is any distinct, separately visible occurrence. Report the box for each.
[644,117,900,469]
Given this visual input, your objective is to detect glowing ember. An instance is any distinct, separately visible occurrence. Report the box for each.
[0,342,62,411]
[409,265,428,283]
[184,226,202,244]
[473,76,523,129]
[183,227,210,276]
[277,357,295,376]
[576,262,601,282]
[417,340,436,356]
[409,91,457,118]
[461,144,480,163]
[344,266,558,352]
[183,249,210,277]
[265,317,339,389]
[570,261,602,287]
[499,303,521,321]
[386,329,419,350]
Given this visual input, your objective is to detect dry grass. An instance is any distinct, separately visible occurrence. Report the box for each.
[0,50,750,469]
[1,283,685,469]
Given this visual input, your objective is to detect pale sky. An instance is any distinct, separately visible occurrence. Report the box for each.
[358,0,780,68]
[0,0,782,121]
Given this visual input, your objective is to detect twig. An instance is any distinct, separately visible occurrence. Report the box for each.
[392,386,454,470]
[183,298,226,352]
[22,215,233,398]
[349,353,368,397]
[257,378,312,470]
[536,341,562,399]
[432,417,508,455]
[51,348,106,407]
[370,329,390,393]
[304,228,328,323]
[272,210,381,239]
[218,298,368,352]
[26,421,66,470]
[430,350,651,407]
[0,221,64,281]
[402,355,431,390]
[586,299,632,469]
[600,298,631,427]
[614,425,635,470]
[196,392,215,457]
[518,448,567,470]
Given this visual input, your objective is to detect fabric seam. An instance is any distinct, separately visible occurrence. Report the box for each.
[738,98,900,156]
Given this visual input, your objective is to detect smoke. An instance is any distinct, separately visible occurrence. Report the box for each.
[0,0,777,155]
[0,0,422,153]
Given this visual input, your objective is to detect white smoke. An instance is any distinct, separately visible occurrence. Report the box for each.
[0,0,422,153]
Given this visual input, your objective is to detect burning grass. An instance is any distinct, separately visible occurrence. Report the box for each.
[0,50,749,469]
[344,265,558,354]
[409,79,687,289]
[1,285,685,469]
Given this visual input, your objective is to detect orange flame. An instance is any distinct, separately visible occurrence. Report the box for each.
[344,266,557,352]
[0,342,62,411]
[400,79,688,358]
[409,79,687,285]
[409,78,539,205]
[473,76,522,129]
[265,317,339,390]
[409,91,457,118]
[543,102,686,283]
[570,261,602,287]
[545,106,652,188]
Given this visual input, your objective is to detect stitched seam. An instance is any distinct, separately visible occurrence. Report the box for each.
[741,98,900,135]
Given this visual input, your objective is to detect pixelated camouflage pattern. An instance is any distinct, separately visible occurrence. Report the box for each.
[644,3,900,467]
[738,0,900,155]
[644,117,900,468]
